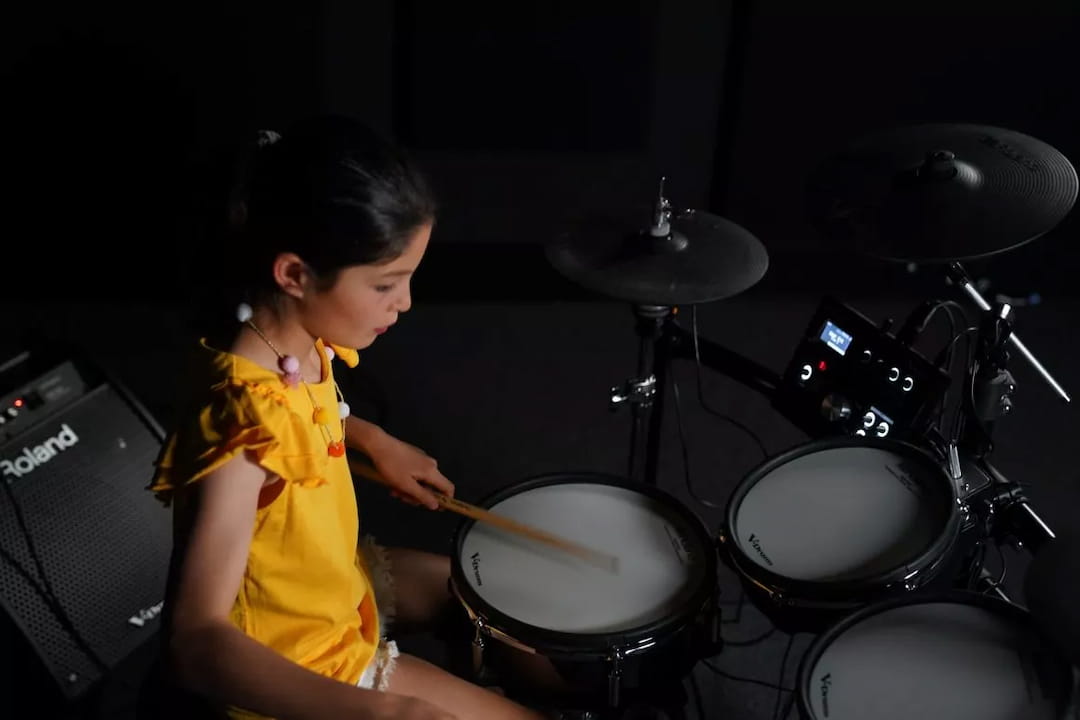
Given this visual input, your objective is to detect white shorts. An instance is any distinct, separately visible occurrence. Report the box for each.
[357,639,400,691]
[356,536,399,691]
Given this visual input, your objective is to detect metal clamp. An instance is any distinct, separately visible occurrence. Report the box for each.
[948,262,1070,402]
[610,375,657,409]
[607,647,625,708]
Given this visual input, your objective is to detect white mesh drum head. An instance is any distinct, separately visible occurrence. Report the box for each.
[458,483,707,633]
[804,600,1070,719]
[732,446,950,581]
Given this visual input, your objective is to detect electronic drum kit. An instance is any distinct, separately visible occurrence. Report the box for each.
[446,124,1080,720]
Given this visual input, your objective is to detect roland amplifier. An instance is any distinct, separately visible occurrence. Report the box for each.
[0,341,172,701]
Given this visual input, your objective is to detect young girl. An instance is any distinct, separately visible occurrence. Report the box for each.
[147,115,546,720]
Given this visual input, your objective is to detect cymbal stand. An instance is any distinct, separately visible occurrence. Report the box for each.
[610,181,679,486]
[611,304,671,486]
[938,261,1068,464]
[934,263,1062,600]
[611,305,783,486]
[946,262,1070,404]
[959,453,1057,603]
[610,179,781,486]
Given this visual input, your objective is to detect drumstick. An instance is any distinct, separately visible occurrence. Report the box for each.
[432,492,620,573]
[347,457,619,572]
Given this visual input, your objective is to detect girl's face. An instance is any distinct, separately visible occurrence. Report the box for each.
[300,222,432,349]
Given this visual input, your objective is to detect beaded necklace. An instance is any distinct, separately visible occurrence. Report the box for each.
[237,303,350,457]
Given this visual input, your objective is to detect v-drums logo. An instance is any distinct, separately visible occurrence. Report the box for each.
[470,552,483,586]
[1,424,80,480]
[128,601,164,628]
[748,533,774,566]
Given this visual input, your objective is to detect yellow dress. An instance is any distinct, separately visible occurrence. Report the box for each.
[149,338,378,719]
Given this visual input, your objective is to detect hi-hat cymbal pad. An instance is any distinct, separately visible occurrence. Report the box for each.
[546,207,769,305]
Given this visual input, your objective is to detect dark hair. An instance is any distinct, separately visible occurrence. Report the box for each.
[226,115,436,303]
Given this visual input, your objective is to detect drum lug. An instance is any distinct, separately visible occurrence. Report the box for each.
[957,498,975,529]
[470,613,538,656]
[606,647,625,708]
[470,614,488,677]
[471,615,487,650]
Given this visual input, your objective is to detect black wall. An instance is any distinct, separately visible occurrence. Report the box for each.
[2,1,1077,304]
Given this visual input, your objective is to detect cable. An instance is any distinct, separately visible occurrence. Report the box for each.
[689,670,707,720]
[911,299,965,400]
[721,587,774,646]
[969,543,986,590]
[928,300,969,336]
[995,544,1008,589]
[933,326,980,368]
[955,357,992,452]
[718,587,746,608]
[671,372,723,510]
[964,498,995,591]
[701,658,792,693]
[921,300,962,357]
[0,481,109,673]
[781,688,798,719]
[721,588,780,647]
[983,542,1008,594]
[928,304,960,426]
[966,536,990,591]
[932,325,978,438]
[927,322,980,452]
[724,626,777,647]
[954,357,978,444]
[690,306,769,460]
[773,634,796,720]
[0,546,53,603]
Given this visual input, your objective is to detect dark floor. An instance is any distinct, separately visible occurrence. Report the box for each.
[1,276,1078,719]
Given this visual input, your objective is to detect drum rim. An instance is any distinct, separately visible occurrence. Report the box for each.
[721,437,961,599]
[449,471,718,658]
[794,589,1077,720]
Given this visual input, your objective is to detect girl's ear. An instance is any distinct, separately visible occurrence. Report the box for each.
[271,252,313,300]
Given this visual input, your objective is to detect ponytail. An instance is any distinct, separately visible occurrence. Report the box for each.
[226,129,282,233]
[185,129,283,343]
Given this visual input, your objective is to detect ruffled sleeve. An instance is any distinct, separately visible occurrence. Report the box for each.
[149,377,331,506]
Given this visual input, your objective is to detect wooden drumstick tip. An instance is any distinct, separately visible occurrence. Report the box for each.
[572,545,620,573]
[596,553,621,574]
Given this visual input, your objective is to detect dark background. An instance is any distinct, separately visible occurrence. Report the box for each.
[2,0,1077,303]
[1,2,1078,719]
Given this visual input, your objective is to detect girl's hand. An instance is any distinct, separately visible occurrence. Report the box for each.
[365,434,454,510]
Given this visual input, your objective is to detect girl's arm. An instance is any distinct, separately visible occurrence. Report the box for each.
[166,452,448,720]
[344,416,454,509]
